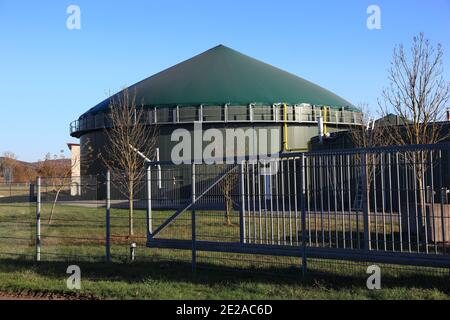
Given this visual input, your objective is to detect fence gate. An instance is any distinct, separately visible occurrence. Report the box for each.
[146,143,450,271]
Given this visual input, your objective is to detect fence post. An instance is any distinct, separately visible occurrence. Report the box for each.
[239,161,246,244]
[440,187,447,245]
[191,163,196,274]
[301,154,307,275]
[36,177,41,262]
[106,170,111,262]
[146,165,152,239]
[361,153,371,251]
[29,183,35,202]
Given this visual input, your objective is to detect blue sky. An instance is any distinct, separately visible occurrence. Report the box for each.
[0,0,449,161]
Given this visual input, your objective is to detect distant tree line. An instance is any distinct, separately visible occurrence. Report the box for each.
[0,151,71,183]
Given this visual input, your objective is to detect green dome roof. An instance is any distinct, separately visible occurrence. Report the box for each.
[83,45,356,116]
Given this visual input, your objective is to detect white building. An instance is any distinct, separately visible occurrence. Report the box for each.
[67,143,81,196]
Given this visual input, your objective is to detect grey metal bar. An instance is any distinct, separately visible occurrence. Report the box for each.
[412,152,420,253]
[287,158,293,245]
[106,171,111,262]
[438,150,446,250]
[301,154,307,275]
[313,155,318,246]
[281,159,286,245]
[263,162,269,244]
[340,155,346,249]
[240,161,246,244]
[361,153,371,251]
[421,151,428,253]
[147,238,450,268]
[373,153,379,250]
[354,155,361,249]
[257,163,263,244]
[388,153,394,251]
[327,156,332,248]
[252,163,257,244]
[36,176,41,262]
[146,166,152,238]
[269,161,275,245]
[319,156,325,247]
[395,152,403,252]
[275,161,280,245]
[380,153,386,250]
[441,187,447,249]
[404,151,412,252]
[192,163,196,273]
[305,157,311,246]
[347,154,353,249]
[429,151,437,254]
[293,157,299,246]
[333,155,338,248]
[246,162,251,243]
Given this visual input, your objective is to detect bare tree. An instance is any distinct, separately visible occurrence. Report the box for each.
[0,152,17,182]
[1,152,38,183]
[218,165,239,226]
[41,153,80,225]
[379,33,450,237]
[1,151,17,161]
[379,33,450,146]
[102,88,158,237]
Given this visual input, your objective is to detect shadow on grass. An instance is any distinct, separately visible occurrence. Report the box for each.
[0,256,448,293]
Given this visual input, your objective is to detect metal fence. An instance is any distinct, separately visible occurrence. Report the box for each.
[0,181,34,259]
[0,177,107,262]
[0,143,449,281]
[147,143,450,272]
[0,182,33,200]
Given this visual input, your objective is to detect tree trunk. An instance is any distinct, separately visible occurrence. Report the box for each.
[417,164,426,242]
[48,187,62,225]
[129,182,134,236]
[225,197,232,226]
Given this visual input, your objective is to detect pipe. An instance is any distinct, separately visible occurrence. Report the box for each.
[129,144,151,162]
[318,116,324,143]
[129,144,161,189]
[283,103,288,151]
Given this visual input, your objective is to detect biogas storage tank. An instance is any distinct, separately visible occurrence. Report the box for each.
[70,45,362,181]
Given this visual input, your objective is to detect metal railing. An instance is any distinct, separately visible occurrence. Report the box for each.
[70,104,363,135]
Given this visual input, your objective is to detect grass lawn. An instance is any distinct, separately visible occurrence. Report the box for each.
[0,258,448,300]
[0,201,449,300]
